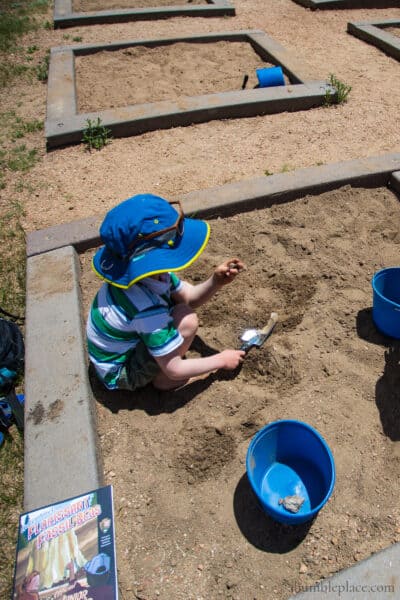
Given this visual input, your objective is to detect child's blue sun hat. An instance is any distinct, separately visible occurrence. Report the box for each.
[92,194,210,288]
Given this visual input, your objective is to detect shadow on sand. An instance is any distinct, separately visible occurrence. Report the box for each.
[233,473,313,553]
[357,307,400,441]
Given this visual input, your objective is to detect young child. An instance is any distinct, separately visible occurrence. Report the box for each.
[87,194,246,391]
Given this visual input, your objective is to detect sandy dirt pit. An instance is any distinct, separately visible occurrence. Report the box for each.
[80,185,400,600]
[75,42,276,111]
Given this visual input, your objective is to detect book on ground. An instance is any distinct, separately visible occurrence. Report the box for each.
[12,485,118,600]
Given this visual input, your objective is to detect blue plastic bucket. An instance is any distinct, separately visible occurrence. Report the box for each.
[256,66,285,88]
[246,420,335,525]
[372,267,400,339]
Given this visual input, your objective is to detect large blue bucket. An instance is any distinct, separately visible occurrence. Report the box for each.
[246,420,335,525]
[372,267,400,339]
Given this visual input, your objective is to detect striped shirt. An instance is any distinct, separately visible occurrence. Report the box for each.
[86,273,183,389]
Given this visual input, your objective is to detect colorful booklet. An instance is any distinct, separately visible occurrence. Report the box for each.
[12,485,118,600]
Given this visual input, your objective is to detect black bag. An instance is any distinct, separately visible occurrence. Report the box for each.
[0,318,24,395]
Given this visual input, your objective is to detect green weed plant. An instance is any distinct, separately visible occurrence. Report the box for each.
[325,73,352,106]
[82,117,112,151]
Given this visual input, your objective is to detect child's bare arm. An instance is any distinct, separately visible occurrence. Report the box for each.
[155,347,245,381]
[172,258,245,309]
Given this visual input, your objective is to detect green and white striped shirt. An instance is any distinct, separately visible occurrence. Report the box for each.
[86,273,183,389]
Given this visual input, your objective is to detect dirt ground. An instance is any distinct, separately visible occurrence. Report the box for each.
[1,0,400,598]
[80,185,400,600]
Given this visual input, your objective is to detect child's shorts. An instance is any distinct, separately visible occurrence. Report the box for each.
[117,342,160,391]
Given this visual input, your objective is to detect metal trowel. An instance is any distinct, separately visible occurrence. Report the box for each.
[239,312,278,353]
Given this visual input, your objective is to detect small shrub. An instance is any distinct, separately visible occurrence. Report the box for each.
[82,117,112,151]
[325,74,351,106]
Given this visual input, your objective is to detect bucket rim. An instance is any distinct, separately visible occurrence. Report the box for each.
[256,65,283,74]
[372,267,400,310]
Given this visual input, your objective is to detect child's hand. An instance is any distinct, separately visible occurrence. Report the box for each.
[220,349,246,370]
[213,258,245,286]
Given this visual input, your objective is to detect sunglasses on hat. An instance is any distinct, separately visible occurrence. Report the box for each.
[128,200,185,258]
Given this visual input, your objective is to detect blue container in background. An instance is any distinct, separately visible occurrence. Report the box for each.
[246,420,335,525]
[256,65,285,88]
[372,267,400,339]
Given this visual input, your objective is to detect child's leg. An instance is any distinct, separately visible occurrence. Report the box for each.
[152,303,198,390]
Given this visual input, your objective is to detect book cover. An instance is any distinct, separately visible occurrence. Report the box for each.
[12,485,118,600]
